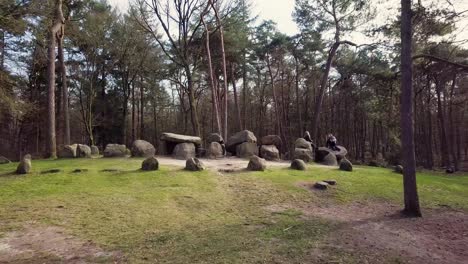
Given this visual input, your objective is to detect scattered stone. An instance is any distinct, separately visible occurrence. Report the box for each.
[315,146,348,163]
[290,159,307,170]
[314,181,329,190]
[58,144,78,158]
[141,156,159,171]
[0,156,11,164]
[77,144,92,158]
[322,153,338,166]
[131,140,156,157]
[294,138,312,150]
[185,158,205,171]
[91,145,99,155]
[260,135,282,150]
[293,148,314,162]
[207,133,224,144]
[446,167,454,174]
[394,165,403,174]
[173,143,196,160]
[236,142,259,158]
[41,169,61,174]
[247,155,266,171]
[260,145,280,161]
[226,130,257,153]
[295,148,314,162]
[206,142,224,159]
[103,144,127,157]
[16,154,32,174]
[323,180,337,185]
[339,158,353,171]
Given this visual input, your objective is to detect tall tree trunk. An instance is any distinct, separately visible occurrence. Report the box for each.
[400,0,421,217]
[132,81,136,142]
[140,77,145,139]
[57,27,70,145]
[295,57,303,135]
[202,15,222,134]
[231,64,242,131]
[185,66,201,136]
[435,79,450,168]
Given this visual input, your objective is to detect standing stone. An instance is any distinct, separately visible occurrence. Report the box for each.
[290,159,307,170]
[142,156,159,171]
[207,142,224,159]
[58,144,78,158]
[247,155,267,171]
[293,148,314,162]
[260,145,280,161]
[0,156,11,164]
[185,158,205,171]
[236,142,259,158]
[131,140,156,157]
[91,145,99,155]
[339,158,353,171]
[103,144,128,157]
[77,144,92,158]
[173,143,196,160]
[226,130,257,153]
[16,154,32,174]
[294,138,312,150]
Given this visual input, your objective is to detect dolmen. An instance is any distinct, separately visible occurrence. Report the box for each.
[293,138,314,162]
[226,130,258,158]
[160,132,202,160]
[315,146,348,166]
[58,144,92,158]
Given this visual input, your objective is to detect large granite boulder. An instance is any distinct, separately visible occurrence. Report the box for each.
[260,145,280,161]
[236,142,259,158]
[0,156,11,164]
[226,130,257,154]
[339,158,353,171]
[103,144,128,157]
[290,159,306,170]
[207,142,224,159]
[294,138,312,151]
[316,146,347,164]
[260,135,282,150]
[185,158,205,171]
[58,144,78,158]
[91,145,99,155]
[142,156,159,171]
[322,153,338,166]
[16,154,32,174]
[77,144,92,158]
[173,143,196,160]
[207,133,224,144]
[293,148,314,162]
[131,140,156,157]
[247,155,266,171]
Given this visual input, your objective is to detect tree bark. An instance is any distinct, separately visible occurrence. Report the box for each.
[57,28,70,145]
[400,0,421,217]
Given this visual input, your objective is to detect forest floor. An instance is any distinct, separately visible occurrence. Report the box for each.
[0,157,467,263]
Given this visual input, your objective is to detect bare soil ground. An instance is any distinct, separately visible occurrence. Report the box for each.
[0,225,123,263]
[266,200,468,264]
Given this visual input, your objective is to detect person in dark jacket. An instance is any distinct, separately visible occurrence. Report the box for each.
[326,134,338,151]
[303,131,316,149]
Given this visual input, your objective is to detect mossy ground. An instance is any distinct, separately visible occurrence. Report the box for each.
[0,158,467,263]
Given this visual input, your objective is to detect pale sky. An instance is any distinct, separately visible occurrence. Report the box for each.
[109,0,468,46]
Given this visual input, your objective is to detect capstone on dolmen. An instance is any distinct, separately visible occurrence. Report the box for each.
[160,132,202,160]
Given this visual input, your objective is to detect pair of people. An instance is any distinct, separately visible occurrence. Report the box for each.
[303,131,338,151]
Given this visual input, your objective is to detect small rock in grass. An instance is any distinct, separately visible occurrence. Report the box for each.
[339,158,353,171]
[16,154,32,174]
[142,156,159,171]
[185,158,204,171]
[394,165,403,174]
[72,169,88,173]
[323,180,337,185]
[247,155,266,171]
[314,181,329,190]
[290,159,306,170]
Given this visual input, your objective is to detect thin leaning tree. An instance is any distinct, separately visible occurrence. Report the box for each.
[400,0,422,217]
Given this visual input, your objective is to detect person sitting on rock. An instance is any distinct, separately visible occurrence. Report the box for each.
[303,131,317,149]
[326,134,338,151]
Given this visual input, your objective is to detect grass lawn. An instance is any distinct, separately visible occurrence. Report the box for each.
[0,158,467,263]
